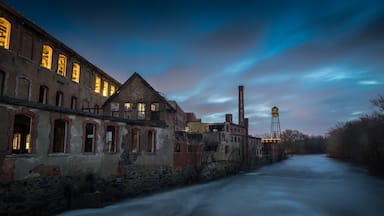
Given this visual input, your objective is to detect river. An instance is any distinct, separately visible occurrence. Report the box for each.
[60,154,384,216]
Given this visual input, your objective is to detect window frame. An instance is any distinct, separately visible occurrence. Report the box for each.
[0,17,11,49]
[57,54,67,77]
[71,62,80,83]
[41,45,53,70]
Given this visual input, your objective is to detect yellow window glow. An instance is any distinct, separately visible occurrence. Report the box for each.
[95,76,101,93]
[0,17,11,49]
[103,81,109,97]
[72,63,80,83]
[110,85,115,95]
[41,45,52,69]
[57,54,67,76]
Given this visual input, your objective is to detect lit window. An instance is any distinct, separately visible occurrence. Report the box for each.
[138,103,146,120]
[41,45,52,69]
[0,17,11,49]
[12,114,32,153]
[72,63,80,83]
[103,81,109,97]
[95,76,101,93]
[124,102,133,119]
[57,54,67,76]
[150,103,160,120]
[110,85,115,95]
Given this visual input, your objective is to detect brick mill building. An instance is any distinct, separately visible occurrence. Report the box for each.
[0,1,265,184]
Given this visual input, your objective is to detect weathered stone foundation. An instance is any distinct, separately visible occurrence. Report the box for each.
[0,161,243,215]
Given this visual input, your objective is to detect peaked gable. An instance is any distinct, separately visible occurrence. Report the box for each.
[103,72,175,111]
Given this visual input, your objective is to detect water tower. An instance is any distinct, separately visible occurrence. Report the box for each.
[270,106,281,138]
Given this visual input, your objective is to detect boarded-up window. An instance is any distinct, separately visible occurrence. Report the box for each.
[17,77,30,100]
[21,33,33,59]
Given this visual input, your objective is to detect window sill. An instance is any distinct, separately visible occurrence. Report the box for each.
[48,153,70,157]
[103,151,119,155]
[6,153,37,158]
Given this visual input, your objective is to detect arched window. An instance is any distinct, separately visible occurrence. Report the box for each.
[17,77,30,101]
[0,17,11,49]
[41,45,52,69]
[12,114,32,153]
[57,54,67,76]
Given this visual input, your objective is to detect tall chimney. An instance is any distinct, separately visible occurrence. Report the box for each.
[238,85,245,126]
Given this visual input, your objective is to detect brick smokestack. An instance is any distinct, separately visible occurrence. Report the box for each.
[225,114,233,123]
[238,85,245,126]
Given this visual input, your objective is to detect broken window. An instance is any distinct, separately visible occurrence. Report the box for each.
[106,126,116,152]
[147,130,156,152]
[84,123,96,152]
[137,103,146,120]
[71,96,77,110]
[130,128,140,153]
[94,75,101,93]
[52,119,67,153]
[39,85,48,104]
[150,102,160,120]
[0,17,11,49]
[57,54,67,77]
[71,63,80,83]
[56,91,63,107]
[12,114,32,153]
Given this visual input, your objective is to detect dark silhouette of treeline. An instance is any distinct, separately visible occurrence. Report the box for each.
[326,94,384,176]
[281,129,326,154]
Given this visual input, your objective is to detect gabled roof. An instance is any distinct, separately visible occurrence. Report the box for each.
[103,72,176,111]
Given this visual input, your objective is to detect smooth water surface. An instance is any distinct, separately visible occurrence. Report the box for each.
[60,155,384,216]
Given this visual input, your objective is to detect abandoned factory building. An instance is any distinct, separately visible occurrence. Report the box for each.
[0,1,264,183]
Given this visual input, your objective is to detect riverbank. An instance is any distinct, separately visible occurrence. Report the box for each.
[0,159,274,215]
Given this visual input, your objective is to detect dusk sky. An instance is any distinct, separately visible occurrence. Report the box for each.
[4,0,384,136]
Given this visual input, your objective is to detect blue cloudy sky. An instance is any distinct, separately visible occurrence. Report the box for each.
[4,0,384,136]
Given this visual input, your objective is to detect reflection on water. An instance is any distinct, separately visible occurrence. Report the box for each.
[60,154,384,216]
